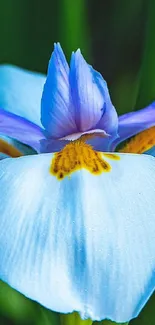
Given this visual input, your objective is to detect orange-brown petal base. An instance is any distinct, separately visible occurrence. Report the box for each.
[0,139,22,158]
[50,140,120,180]
[119,126,155,154]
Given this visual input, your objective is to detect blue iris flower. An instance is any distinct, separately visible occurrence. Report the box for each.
[0,43,155,323]
[1,43,155,156]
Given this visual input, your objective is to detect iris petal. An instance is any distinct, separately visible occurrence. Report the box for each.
[0,135,36,159]
[145,146,155,157]
[112,103,155,150]
[70,50,116,132]
[0,64,45,127]
[94,72,118,137]
[0,153,155,322]
[0,109,45,152]
[40,138,69,153]
[0,153,9,160]
[41,43,77,138]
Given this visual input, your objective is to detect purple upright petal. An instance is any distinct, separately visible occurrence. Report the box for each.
[0,109,45,152]
[40,138,69,153]
[112,103,155,150]
[40,131,112,153]
[41,43,77,138]
[94,71,118,137]
[70,50,104,131]
[70,50,118,135]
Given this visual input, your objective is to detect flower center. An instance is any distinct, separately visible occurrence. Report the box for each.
[119,126,155,154]
[50,138,120,180]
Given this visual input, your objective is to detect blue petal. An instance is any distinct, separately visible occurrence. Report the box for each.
[94,72,118,137]
[0,65,45,127]
[40,138,69,153]
[0,134,36,159]
[0,153,8,160]
[0,153,155,323]
[0,109,45,152]
[41,43,77,138]
[144,146,155,157]
[112,103,155,150]
[40,130,111,153]
[70,50,118,134]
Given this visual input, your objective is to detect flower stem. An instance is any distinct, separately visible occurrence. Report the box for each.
[60,312,92,325]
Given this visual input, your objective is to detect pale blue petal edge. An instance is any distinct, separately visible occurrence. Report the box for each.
[0,64,45,127]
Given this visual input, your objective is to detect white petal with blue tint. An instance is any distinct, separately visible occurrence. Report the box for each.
[41,43,77,138]
[0,153,155,322]
[0,65,45,127]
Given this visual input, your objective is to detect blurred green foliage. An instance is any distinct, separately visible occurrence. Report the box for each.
[0,0,155,324]
[135,0,155,108]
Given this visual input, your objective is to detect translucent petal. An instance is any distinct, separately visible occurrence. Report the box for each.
[0,109,45,152]
[41,43,77,138]
[40,129,110,153]
[145,146,155,157]
[0,134,36,159]
[94,72,118,137]
[0,153,155,323]
[112,103,155,150]
[70,50,118,134]
[0,64,45,127]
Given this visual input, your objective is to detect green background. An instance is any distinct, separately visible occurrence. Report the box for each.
[0,0,155,324]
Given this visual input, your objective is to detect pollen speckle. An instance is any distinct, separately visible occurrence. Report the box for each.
[50,140,112,180]
[119,126,155,154]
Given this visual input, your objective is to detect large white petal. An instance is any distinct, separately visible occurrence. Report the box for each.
[0,153,155,322]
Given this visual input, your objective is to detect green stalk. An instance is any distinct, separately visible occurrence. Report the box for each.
[135,0,155,108]
[59,0,91,59]
[100,321,129,325]
[60,312,92,325]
